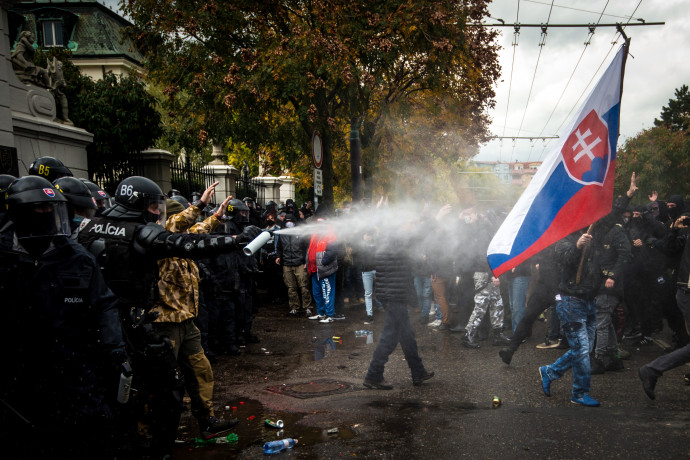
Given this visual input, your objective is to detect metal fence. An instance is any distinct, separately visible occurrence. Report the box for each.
[92,152,144,195]
[235,161,267,205]
[170,156,216,201]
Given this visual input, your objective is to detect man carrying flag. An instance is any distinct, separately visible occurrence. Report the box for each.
[539,176,636,407]
[487,38,631,406]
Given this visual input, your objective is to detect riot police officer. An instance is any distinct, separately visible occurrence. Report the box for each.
[243,196,263,227]
[0,176,126,458]
[225,198,261,344]
[79,178,111,216]
[53,176,98,232]
[76,176,259,458]
[28,155,73,182]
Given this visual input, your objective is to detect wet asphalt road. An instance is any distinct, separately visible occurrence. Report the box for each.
[174,297,690,459]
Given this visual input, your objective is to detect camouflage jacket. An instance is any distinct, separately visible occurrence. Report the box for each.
[153,205,221,323]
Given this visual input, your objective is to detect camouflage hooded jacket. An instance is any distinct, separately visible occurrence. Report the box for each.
[153,205,220,322]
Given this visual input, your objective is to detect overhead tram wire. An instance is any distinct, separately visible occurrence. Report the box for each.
[553,0,644,150]
[522,0,644,22]
[531,0,611,162]
[510,0,555,164]
[499,0,520,163]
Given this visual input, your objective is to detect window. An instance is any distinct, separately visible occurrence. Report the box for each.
[41,20,63,47]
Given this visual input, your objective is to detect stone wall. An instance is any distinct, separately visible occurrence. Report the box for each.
[1,1,91,178]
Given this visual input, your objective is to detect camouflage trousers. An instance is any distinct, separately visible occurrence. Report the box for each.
[465,272,505,332]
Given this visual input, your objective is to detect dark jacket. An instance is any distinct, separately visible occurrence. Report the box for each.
[597,223,632,296]
[556,231,601,299]
[663,217,690,289]
[0,229,125,420]
[277,231,309,267]
[353,234,377,272]
[375,240,412,303]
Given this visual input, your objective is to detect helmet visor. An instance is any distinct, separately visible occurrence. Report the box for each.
[144,197,167,226]
[13,201,71,238]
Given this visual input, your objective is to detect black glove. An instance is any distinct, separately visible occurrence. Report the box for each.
[236,225,262,244]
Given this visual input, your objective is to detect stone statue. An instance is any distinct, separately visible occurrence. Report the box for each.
[11,31,73,125]
[11,31,50,87]
[46,57,73,126]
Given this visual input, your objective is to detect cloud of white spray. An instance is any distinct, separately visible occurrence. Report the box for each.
[271,200,506,271]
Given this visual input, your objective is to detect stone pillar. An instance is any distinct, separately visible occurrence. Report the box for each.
[206,144,239,201]
[140,148,175,195]
[278,175,296,203]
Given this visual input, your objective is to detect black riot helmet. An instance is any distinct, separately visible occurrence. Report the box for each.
[102,176,166,225]
[0,174,17,212]
[28,156,73,182]
[53,177,97,216]
[226,198,249,223]
[168,189,182,198]
[6,176,71,257]
[79,179,110,209]
[242,196,255,209]
[170,194,191,209]
[265,200,277,213]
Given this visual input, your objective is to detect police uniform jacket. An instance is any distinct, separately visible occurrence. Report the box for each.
[0,227,125,419]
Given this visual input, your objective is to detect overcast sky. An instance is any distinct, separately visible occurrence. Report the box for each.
[102,0,687,165]
[475,0,690,163]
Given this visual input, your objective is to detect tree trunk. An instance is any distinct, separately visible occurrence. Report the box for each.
[350,117,363,203]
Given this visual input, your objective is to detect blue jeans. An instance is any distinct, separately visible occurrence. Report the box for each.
[365,302,427,382]
[508,276,530,331]
[311,273,335,317]
[414,276,433,320]
[543,296,596,399]
[361,270,382,316]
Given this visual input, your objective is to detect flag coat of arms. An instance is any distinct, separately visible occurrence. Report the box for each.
[487,44,628,277]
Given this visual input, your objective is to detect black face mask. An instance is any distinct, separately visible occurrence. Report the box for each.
[266,219,275,226]
[144,210,160,224]
[669,206,682,220]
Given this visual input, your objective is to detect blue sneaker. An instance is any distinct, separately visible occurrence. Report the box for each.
[539,366,551,397]
[571,394,600,407]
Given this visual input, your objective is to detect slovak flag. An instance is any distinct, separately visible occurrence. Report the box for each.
[487,44,628,277]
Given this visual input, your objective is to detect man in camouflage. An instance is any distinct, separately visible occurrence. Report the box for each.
[461,210,511,348]
[462,272,511,348]
[152,183,239,438]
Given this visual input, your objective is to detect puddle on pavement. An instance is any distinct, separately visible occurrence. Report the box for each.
[367,399,479,412]
[174,398,356,458]
[307,329,375,361]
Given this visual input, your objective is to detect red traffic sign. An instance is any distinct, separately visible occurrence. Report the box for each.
[312,131,323,169]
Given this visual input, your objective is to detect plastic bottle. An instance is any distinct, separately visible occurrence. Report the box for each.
[263,438,298,454]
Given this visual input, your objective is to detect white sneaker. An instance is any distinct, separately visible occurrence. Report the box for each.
[427,319,442,328]
[319,316,334,323]
[309,314,325,320]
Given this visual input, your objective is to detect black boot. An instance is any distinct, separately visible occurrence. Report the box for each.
[590,356,606,375]
[199,416,239,439]
[462,330,480,349]
[492,329,511,346]
[499,347,514,365]
[604,353,625,371]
